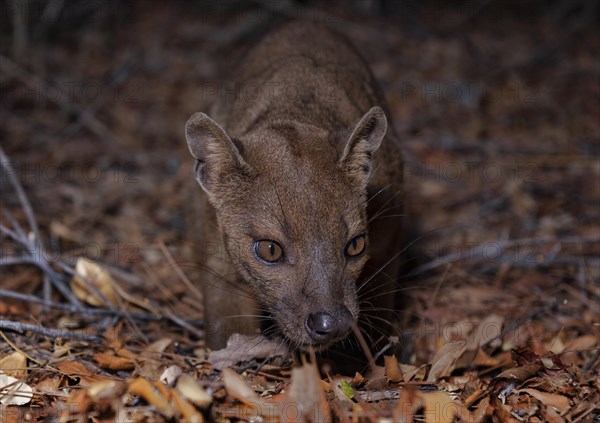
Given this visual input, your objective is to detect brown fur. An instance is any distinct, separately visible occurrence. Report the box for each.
[186,22,403,350]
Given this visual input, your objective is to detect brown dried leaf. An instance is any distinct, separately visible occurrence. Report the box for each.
[287,360,332,423]
[209,334,288,370]
[496,364,542,383]
[393,385,421,423]
[221,368,261,406]
[171,389,205,423]
[466,314,504,350]
[472,348,500,367]
[87,380,126,402]
[128,377,174,418]
[93,351,136,371]
[421,391,460,423]
[518,388,570,413]
[176,373,212,407]
[56,360,109,386]
[384,355,404,383]
[428,341,467,382]
[70,258,118,307]
[0,351,27,379]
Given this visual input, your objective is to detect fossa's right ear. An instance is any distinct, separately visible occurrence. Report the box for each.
[185,112,252,194]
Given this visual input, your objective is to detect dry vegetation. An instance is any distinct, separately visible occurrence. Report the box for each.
[0,0,598,421]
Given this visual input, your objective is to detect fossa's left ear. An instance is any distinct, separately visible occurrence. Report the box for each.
[339,106,387,185]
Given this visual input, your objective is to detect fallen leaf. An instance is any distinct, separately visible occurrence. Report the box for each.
[171,389,205,423]
[176,373,212,407]
[393,385,421,422]
[466,314,504,350]
[209,334,288,370]
[221,368,261,406]
[384,355,404,383]
[421,391,459,423]
[87,380,126,402]
[128,377,174,418]
[495,364,542,382]
[143,338,173,357]
[0,351,28,379]
[70,258,118,307]
[160,365,183,386]
[472,348,500,367]
[518,388,570,413]
[56,360,109,386]
[287,360,332,423]
[93,351,136,371]
[428,341,467,382]
[0,371,33,405]
[330,376,353,403]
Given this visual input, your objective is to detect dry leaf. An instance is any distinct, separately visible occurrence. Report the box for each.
[384,355,404,383]
[518,388,570,413]
[393,385,420,422]
[496,364,542,382]
[160,365,183,386]
[56,360,108,386]
[0,351,27,379]
[466,314,504,350]
[472,348,500,367]
[421,391,459,423]
[221,368,261,406]
[128,377,174,418]
[171,389,205,423]
[70,258,118,306]
[176,373,212,407]
[0,371,33,405]
[287,361,332,423]
[209,334,288,370]
[93,351,136,371]
[428,341,467,382]
[87,380,126,402]
[143,338,173,357]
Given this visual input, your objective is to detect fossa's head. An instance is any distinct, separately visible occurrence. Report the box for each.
[186,107,387,349]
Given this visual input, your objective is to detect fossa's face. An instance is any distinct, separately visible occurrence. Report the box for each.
[217,128,369,348]
[186,108,386,349]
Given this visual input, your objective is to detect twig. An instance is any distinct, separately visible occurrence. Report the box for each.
[158,240,204,304]
[0,145,42,252]
[415,236,600,274]
[0,320,103,344]
[1,222,83,306]
[0,55,121,148]
[0,289,203,326]
[0,290,147,321]
[0,331,47,368]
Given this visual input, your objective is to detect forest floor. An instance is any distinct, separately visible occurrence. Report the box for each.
[1,1,598,421]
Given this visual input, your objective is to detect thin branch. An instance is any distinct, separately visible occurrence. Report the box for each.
[0,55,121,148]
[0,289,203,326]
[158,240,204,304]
[0,145,42,249]
[0,319,103,344]
[415,236,600,274]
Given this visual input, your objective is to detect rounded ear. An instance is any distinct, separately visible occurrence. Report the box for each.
[339,106,387,183]
[185,112,251,193]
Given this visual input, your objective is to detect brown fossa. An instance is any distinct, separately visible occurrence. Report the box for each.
[186,22,403,351]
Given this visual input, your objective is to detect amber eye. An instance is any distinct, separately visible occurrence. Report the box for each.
[345,235,367,258]
[254,240,284,263]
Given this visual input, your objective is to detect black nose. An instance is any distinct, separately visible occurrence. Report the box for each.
[305,307,353,343]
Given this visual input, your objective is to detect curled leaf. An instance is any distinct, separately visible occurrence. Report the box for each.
[71,258,118,307]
